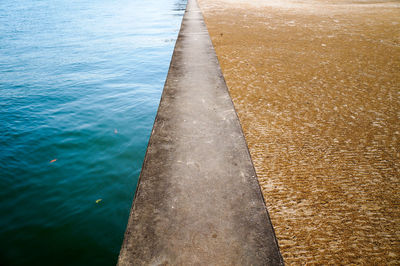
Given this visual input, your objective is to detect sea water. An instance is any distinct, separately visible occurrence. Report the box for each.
[0,0,185,264]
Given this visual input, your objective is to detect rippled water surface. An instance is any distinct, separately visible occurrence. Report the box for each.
[199,0,400,264]
[0,0,185,264]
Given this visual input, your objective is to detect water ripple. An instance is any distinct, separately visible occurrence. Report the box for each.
[0,0,186,264]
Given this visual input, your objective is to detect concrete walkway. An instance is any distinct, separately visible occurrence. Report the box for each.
[117,0,283,264]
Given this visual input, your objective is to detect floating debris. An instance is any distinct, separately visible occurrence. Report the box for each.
[50,159,57,163]
[114,129,118,134]
[96,199,102,204]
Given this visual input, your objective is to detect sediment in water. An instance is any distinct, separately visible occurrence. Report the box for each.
[198,0,400,264]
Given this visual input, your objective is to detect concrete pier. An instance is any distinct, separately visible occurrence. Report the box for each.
[117,0,283,264]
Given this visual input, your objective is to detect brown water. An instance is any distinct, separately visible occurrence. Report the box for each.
[198,0,400,264]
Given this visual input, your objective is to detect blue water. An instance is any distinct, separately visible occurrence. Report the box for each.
[0,0,185,264]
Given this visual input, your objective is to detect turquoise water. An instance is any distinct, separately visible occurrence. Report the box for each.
[0,0,185,264]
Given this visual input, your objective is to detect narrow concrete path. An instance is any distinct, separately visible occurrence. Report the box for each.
[117,0,283,264]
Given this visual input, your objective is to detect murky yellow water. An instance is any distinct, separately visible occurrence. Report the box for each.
[198,0,400,264]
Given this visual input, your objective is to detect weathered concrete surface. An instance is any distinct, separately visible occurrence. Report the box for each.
[117,0,283,264]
